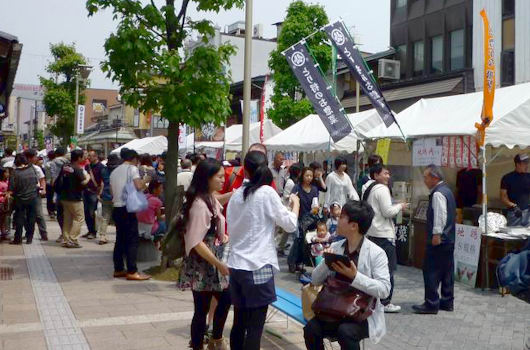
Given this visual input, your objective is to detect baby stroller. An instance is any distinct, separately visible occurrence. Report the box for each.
[288,212,322,273]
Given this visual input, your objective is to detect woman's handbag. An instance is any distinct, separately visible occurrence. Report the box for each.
[312,277,376,322]
[122,167,148,213]
[302,284,321,321]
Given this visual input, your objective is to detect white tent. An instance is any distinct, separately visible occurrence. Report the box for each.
[111,136,168,156]
[195,120,282,151]
[394,82,530,148]
[264,109,395,152]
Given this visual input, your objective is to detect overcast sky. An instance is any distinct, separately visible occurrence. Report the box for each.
[2,0,390,90]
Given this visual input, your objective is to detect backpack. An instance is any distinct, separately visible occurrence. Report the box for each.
[53,164,66,195]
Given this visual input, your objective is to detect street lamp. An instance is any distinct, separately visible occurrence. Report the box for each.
[74,64,93,138]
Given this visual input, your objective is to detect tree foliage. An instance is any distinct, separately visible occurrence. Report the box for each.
[86,0,244,212]
[40,43,88,145]
[268,1,330,129]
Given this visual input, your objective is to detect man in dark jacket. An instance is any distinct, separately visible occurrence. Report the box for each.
[413,164,456,314]
[57,150,90,248]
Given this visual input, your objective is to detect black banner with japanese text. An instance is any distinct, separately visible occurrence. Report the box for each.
[284,42,352,143]
[324,21,396,127]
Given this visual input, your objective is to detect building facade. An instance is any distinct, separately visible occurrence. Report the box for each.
[472,0,530,89]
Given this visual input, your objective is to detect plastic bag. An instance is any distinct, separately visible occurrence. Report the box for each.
[123,180,148,213]
[96,201,102,217]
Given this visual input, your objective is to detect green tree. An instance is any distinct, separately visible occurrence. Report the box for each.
[34,130,45,150]
[268,1,331,129]
[40,43,88,145]
[86,0,243,212]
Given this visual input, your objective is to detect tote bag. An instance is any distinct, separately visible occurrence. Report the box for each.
[122,166,148,213]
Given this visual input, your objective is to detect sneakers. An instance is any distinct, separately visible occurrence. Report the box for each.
[87,233,97,240]
[98,239,108,245]
[81,233,91,239]
[56,236,65,243]
[62,242,82,248]
[207,337,228,350]
[384,303,402,313]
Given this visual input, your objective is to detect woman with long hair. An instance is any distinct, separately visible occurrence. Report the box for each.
[227,151,300,350]
[288,167,321,273]
[178,158,231,350]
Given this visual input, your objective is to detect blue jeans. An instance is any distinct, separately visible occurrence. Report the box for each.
[506,208,530,227]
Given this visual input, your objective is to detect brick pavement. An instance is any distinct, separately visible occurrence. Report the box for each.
[0,214,528,350]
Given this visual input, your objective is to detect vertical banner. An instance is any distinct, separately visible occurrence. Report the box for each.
[375,138,391,165]
[476,9,496,145]
[76,105,85,135]
[323,21,396,128]
[178,124,187,150]
[454,224,481,287]
[240,100,259,124]
[284,42,352,143]
[259,75,272,143]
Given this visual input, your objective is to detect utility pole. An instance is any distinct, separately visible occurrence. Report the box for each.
[241,0,253,159]
[16,97,20,150]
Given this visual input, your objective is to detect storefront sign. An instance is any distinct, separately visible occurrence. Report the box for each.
[412,137,443,166]
[454,224,481,287]
[284,42,352,143]
[323,20,396,128]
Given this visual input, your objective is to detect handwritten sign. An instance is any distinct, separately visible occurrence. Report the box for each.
[412,137,442,166]
[454,224,481,287]
[375,138,391,165]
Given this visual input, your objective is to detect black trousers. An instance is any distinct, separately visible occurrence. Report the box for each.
[423,243,455,310]
[230,305,269,350]
[45,184,55,215]
[13,197,38,243]
[112,207,139,273]
[304,317,369,350]
[190,290,231,350]
[368,237,397,305]
[83,191,98,234]
[56,200,64,233]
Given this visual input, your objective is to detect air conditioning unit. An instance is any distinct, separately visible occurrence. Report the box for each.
[378,59,400,80]
[253,24,264,38]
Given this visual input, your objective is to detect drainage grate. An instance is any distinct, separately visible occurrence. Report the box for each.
[0,266,14,280]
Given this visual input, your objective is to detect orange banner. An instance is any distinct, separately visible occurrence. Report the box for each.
[475,9,495,146]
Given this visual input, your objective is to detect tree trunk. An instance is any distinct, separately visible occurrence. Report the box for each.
[165,120,179,217]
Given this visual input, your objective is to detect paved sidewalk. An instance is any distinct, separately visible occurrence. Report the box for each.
[0,214,529,350]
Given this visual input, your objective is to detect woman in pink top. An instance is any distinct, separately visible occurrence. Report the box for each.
[177,158,230,350]
[0,169,9,240]
[136,180,165,244]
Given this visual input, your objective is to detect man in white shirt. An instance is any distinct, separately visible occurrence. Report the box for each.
[362,164,408,313]
[177,158,193,191]
[110,148,150,281]
[413,164,456,314]
[269,152,287,196]
[24,149,48,241]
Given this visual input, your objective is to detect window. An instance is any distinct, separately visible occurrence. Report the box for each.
[502,0,515,18]
[413,40,424,75]
[502,18,515,51]
[502,0,515,86]
[153,115,169,129]
[397,44,407,77]
[396,0,407,8]
[133,109,140,127]
[450,29,464,71]
[431,35,443,74]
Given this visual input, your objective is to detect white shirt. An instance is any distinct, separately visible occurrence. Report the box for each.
[311,239,390,344]
[110,163,140,207]
[362,180,402,240]
[324,171,359,209]
[177,169,193,191]
[227,185,297,271]
[431,182,448,235]
[282,178,296,206]
[270,165,287,195]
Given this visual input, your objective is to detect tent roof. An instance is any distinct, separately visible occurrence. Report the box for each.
[394,82,530,148]
[264,109,394,152]
[111,135,167,156]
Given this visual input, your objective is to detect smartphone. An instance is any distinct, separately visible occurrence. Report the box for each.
[323,252,351,270]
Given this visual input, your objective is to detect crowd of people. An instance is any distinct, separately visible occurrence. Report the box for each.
[0,143,460,350]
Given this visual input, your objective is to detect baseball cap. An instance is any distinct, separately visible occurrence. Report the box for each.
[514,154,529,163]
